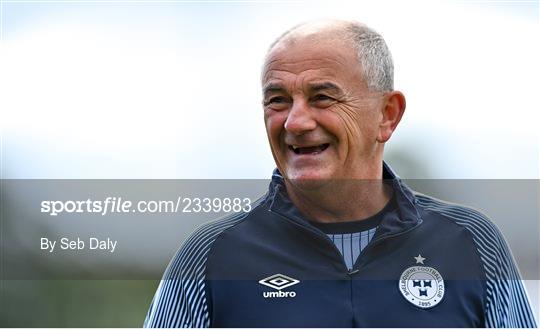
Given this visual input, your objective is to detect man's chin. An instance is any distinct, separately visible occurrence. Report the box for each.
[284,170,333,191]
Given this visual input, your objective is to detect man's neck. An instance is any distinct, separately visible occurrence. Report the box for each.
[284,166,392,223]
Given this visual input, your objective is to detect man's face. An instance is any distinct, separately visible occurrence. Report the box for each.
[262,35,384,184]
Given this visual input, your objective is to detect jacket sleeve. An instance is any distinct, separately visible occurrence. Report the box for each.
[481,222,537,328]
[143,225,214,328]
[453,205,537,327]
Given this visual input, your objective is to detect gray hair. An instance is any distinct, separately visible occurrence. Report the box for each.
[267,20,394,92]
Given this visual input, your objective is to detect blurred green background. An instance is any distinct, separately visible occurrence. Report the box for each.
[1,280,157,327]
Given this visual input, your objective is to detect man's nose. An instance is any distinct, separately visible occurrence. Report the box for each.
[284,99,316,135]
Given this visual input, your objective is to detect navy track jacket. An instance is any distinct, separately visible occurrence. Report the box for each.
[144,164,537,328]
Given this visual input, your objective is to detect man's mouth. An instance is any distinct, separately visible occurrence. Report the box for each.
[288,143,330,155]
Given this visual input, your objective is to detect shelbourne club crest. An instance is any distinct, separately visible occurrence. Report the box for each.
[398,254,445,309]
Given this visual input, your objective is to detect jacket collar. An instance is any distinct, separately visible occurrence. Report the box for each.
[267,162,422,241]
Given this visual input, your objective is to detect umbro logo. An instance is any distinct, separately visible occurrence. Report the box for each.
[259,274,299,290]
[259,274,299,298]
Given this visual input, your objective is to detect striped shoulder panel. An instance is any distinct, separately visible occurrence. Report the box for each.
[143,201,261,328]
[415,193,537,328]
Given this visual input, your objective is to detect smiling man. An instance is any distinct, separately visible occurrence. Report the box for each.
[261,21,403,223]
[144,20,536,328]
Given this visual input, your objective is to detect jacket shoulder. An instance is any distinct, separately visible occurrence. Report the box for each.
[413,192,510,277]
[414,192,502,243]
[161,193,270,282]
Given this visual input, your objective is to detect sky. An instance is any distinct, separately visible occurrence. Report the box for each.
[0,0,539,178]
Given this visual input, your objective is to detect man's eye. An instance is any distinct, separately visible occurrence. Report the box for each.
[311,94,335,105]
[264,96,288,106]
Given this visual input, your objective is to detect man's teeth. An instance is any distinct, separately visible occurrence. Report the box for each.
[289,144,330,155]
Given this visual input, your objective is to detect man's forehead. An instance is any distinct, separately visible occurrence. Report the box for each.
[265,29,353,62]
[262,37,360,85]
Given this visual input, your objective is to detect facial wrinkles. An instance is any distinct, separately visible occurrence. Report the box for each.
[331,94,380,161]
[330,104,362,160]
[262,52,350,84]
[264,69,339,93]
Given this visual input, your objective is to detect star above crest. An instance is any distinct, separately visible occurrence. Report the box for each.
[414,254,426,264]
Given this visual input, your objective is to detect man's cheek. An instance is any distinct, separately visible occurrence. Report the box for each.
[264,116,279,141]
[265,110,287,129]
[264,117,286,154]
[329,106,364,141]
[344,104,378,134]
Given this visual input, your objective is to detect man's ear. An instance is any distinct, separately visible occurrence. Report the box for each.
[377,91,406,143]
